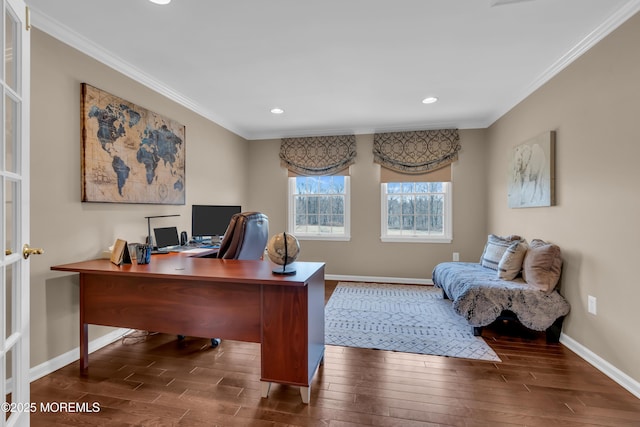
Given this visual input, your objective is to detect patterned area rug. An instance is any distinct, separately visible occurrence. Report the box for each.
[325,282,501,361]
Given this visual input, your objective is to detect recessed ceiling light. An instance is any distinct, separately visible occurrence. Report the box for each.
[422,97,438,104]
[149,0,171,5]
[270,108,285,114]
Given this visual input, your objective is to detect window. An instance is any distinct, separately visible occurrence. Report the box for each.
[381,182,452,243]
[288,175,350,240]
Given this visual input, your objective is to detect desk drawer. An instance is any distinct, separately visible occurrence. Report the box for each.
[81,274,261,342]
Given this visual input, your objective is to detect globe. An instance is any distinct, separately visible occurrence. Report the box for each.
[266,232,300,275]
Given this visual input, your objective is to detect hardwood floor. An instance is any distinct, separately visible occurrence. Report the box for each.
[29,281,640,426]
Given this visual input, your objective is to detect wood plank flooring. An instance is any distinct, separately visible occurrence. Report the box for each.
[29,281,640,426]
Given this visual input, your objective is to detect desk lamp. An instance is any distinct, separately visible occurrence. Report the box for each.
[144,214,179,248]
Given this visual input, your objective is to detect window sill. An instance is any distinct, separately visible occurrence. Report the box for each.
[380,236,452,244]
[294,235,351,242]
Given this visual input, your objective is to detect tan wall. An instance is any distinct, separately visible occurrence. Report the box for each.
[486,13,640,382]
[31,29,249,367]
[248,130,489,280]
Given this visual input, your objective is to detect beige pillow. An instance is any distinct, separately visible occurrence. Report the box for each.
[498,240,528,280]
[522,239,563,292]
[480,234,523,271]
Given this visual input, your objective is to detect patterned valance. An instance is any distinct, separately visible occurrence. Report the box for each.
[280,135,356,176]
[373,129,460,174]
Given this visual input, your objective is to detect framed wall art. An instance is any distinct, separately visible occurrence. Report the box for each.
[507,131,555,208]
[81,83,186,204]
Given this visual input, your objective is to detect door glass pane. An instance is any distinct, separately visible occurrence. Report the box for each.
[4,346,14,422]
[5,9,17,91]
[5,180,17,255]
[5,264,15,339]
[5,94,18,173]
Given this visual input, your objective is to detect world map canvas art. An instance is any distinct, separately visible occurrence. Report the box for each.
[81,83,185,204]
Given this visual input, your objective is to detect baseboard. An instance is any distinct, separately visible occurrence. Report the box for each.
[29,328,133,383]
[560,333,640,399]
[326,274,432,285]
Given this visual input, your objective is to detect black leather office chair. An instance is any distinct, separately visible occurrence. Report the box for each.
[179,212,269,348]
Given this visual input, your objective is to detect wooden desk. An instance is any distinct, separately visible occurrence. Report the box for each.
[50,255,325,403]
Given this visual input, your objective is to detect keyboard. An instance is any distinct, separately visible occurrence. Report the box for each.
[170,244,219,253]
[153,245,181,254]
[152,245,220,254]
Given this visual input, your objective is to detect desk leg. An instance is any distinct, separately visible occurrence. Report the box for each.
[80,323,88,371]
[300,386,310,404]
[79,274,89,372]
[260,381,271,398]
[261,381,309,403]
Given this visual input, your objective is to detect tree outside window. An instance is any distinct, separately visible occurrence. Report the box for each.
[289,176,350,241]
[381,182,451,243]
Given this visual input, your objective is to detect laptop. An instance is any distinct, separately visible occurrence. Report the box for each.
[153,227,181,253]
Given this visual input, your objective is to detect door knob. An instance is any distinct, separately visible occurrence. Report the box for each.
[23,244,44,259]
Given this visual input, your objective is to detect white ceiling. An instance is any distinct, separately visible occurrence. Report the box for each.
[26,0,640,140]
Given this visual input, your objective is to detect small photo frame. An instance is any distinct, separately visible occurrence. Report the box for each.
[110,238,132,265]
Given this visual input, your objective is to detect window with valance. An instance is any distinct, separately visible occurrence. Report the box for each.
[280,135,356,176]
[373,129,460,181]
[280,135,356,241]
[373,129,460,243]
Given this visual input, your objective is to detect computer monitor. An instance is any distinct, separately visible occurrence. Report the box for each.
[191,205,241,241]
[153,226,180,249]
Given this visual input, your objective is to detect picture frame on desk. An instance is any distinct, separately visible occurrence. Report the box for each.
[110,238,132,265]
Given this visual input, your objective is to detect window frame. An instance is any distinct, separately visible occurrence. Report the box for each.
[380,181,452,243]
[288,175,351,241]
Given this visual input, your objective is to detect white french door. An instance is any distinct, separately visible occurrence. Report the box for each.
[1,0,30,426]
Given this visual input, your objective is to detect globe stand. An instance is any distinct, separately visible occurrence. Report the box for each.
[273,262,296,275]
[270,231,297,275]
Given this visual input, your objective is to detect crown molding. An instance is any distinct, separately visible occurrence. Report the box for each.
[248,118,487,141]
[489,0,535,7]
[29,7,250,140]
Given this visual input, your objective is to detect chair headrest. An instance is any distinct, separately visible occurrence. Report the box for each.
[217,212,269,260]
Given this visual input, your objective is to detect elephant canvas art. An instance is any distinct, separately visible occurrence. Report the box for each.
[508,131,555,208]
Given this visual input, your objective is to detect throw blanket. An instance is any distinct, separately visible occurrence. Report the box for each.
[432,262,570,331]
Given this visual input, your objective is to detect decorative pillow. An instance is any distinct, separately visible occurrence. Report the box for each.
[480,234,523,271]
[497,240,528,280]
[522,239,563,292]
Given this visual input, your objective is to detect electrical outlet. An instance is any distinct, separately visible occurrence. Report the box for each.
[453,252,460,262]
[588,295,597,315]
